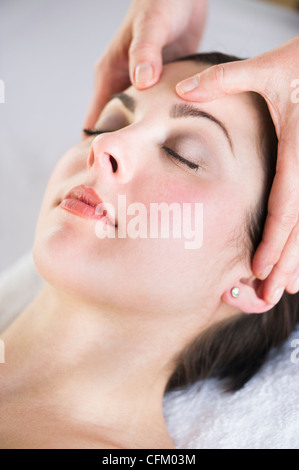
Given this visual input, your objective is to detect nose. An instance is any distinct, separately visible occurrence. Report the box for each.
[87,133,134,184]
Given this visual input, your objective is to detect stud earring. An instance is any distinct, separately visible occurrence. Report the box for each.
[231,287,240,298]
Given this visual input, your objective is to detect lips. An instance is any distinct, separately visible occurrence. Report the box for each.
[60,184,116,226]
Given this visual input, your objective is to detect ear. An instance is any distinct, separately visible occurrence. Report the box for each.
[221,276,275,314]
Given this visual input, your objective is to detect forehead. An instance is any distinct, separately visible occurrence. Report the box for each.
[125,60,260,128]
[127,60,252,105]
[123,60,262,157]
[158,60,211,90]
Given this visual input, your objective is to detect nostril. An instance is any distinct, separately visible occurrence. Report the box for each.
[90,149,119,174]
[100,153,118,173]
[110,155,118,173]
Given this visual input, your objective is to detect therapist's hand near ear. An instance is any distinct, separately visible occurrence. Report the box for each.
[83,0,207,130]
[176,37,299,305]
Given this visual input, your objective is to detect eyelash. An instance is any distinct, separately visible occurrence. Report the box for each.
[83,128,200,172]
[161,146,199,171]
[83,128,107,136]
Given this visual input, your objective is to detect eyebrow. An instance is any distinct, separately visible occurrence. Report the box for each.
[170,104,234,153]
[110,93,135,112]
[110,92,234,154]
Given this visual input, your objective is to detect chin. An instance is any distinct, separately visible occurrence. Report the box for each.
[32,220,113,304]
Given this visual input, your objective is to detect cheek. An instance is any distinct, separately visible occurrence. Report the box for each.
[127,175,230,276]
[40,146,88,207]
[51,146,88,182]
[140,173,246,267]
[34,146,88,249]
[140,173,234,241]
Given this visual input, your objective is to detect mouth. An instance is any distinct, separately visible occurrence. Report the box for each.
[60,184,117,226]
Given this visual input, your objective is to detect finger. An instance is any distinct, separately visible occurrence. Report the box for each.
[258,221,299,304]
[83,58,131,135]
[83,86,112,137]
[252,138,299,280]
[161,31,205,64]
[129,10,173,89]
[286,271,299,295]
[175,57,267,101]
[252,186,298,281]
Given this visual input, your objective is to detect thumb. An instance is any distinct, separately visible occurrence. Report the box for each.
[176,57,264,102]
[83,55,131,135]
[128,11,172,89]
[83,83,112,135]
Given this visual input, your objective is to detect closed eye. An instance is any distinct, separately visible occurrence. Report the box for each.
[162,146,199,171]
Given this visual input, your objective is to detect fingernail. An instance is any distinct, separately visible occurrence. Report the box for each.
[290,277,299,293]
[270,287,284,305]
[258,265,273,280]
[134,62,154,84]
[177,75,199,94]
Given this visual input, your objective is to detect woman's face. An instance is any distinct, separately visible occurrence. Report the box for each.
[33,60,265,325]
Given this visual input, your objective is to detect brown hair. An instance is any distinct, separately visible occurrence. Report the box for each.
[165,52,299,393]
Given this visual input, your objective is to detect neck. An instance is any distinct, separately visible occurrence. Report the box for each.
[2,283,199,448]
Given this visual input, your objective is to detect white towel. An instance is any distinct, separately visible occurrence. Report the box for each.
[1,252,299,449]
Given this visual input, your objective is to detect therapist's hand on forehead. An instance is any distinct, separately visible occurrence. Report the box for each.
[84,0,299,306]
[83,0,207,127]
